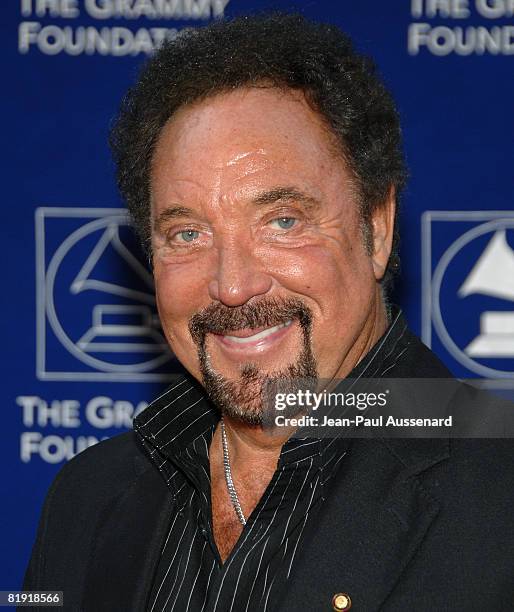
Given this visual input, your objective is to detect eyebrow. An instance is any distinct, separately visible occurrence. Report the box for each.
[153,206,194,233]
[253,186,320,210]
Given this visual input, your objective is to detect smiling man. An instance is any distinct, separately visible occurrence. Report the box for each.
[23,13,514,612]
[151,84,393,424]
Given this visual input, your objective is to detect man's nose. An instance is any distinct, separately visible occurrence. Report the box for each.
[207,240,272,306]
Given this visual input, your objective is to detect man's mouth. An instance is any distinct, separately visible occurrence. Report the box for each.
[220,320,293,344]
[189,297,312,349]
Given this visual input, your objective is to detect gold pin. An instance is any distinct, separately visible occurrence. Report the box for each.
[332,592,352,611]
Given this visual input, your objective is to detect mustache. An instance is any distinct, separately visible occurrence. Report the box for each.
[189,297,312,346]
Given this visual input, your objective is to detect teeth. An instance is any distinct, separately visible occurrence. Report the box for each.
[224,320,292,344]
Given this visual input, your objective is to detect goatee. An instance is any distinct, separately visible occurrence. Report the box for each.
[189,297,318,425]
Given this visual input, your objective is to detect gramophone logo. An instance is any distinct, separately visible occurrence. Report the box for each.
[422,211,514,380]
[36,207,173,381]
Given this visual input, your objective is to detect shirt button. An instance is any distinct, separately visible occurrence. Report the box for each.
[332,592,352,611]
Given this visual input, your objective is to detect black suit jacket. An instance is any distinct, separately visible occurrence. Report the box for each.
[23,334,514,611]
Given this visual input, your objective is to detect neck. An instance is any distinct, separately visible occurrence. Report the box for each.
[220,413,289,469]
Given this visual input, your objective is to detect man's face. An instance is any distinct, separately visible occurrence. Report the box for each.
[151,87,392,424]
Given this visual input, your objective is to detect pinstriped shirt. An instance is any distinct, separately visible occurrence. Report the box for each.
[134,310,407,612]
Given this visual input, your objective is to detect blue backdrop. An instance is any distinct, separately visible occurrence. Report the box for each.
[2,0,513,589]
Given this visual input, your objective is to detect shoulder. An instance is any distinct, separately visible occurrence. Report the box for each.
[443,437,514,485]
[23,431,152,590]
[380,324,514,496]
[57,429,146,475]
[412,438,514,539]
[44,431,150,512]
[386,325,454,378]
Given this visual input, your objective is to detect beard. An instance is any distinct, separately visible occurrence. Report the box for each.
[188,297,318,426]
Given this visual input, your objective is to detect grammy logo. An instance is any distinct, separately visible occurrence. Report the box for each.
[459,230,514,358]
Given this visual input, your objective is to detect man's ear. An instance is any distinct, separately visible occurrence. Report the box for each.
[371,186,396,281]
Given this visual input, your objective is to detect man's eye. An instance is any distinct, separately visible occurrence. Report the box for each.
[176,230,200,242]
[270,217,297,230]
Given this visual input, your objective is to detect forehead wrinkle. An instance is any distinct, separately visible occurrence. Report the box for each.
[212,153,272,191]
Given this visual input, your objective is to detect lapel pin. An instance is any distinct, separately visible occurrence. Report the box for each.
[332,592,352,611]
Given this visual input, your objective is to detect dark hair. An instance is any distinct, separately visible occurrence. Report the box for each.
[110,12,406,286]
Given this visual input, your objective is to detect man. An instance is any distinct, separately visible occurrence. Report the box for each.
[23,13,514,612]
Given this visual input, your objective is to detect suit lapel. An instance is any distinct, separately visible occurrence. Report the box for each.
[275,437,449,612]
[82,458,174,612]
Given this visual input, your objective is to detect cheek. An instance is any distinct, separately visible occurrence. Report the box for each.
[153,260,208,338]
[153,262,209,379]
[262,242,377,366]
[259,240,374,306]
